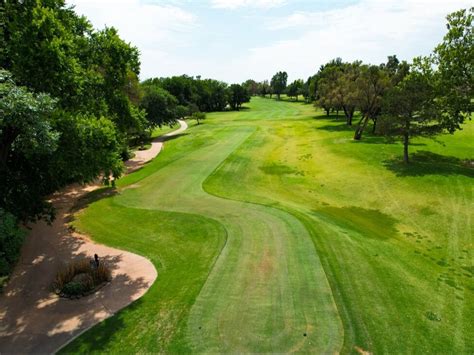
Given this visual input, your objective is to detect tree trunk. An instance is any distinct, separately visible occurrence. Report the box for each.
[403,120,410,163]
[343,106,349,119]
[372,118,377,133]
[354,115,369,140]
[403,132,409,163]
[325,108,330,116]
[345,107,354,125]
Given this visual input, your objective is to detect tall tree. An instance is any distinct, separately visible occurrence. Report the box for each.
[140,86,179,128]
[378,59,442,163]
[243,79,259,96]
[286,79,304,101]
[227,84,250,110]
[270,71,288,100]
[353,65,391,140]
[434,7,473,133]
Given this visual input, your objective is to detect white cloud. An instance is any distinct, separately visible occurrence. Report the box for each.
[211,0,286,10]
[67,0,472,83]
[242,0,472,82]
[67,0,197,78]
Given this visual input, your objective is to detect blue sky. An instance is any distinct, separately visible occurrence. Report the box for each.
[68,0,472,83]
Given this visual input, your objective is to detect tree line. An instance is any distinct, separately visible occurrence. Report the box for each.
[243,7,472,164]
[0,0,251,279]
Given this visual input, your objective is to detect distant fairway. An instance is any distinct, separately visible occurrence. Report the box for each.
[63,97,473,353]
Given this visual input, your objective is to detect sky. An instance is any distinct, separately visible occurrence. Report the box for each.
[67,0,472,83]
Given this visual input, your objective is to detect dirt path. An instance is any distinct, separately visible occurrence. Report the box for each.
[125,120,188,172]
[0,120,187,353]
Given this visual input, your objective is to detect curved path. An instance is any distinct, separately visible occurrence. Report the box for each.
[114,124,343,352]
[0,120,187,353]
[126,120,187,172]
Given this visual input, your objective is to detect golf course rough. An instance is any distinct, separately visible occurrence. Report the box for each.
[64,97,473,354]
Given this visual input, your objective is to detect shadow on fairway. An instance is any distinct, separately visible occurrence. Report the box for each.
[162,132,189,142]
[317,124,354,132]
[384,151,474,177]
[68,187,118,221]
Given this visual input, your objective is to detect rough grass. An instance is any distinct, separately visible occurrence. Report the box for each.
[63,97,473,353]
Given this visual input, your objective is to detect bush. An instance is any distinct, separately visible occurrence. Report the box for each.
[53,258,112,297]
[0,209,25,277]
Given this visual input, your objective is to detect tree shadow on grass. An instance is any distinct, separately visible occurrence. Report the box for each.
[312,114,348,122]
[384,151,474,177]
[317,124,355,133]
[67,187,118,220]
[161,132,189,142]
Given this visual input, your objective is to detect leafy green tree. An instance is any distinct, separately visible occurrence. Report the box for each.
[270,71,288,100]
[258,80,271,97]
[307,75,318,103]
[0,70,124,221]
[378,60,442,163]
[0,70,57,220]
[336,62,361,125]
[175,105,190,120]
[434,7,473,133]
[227,84,250,110]
[192,112,206,125]
[140,86,179,128]
[286,79,304,101]
[243,79,259,96]
[50,112,123,185]
[353,65,391,140]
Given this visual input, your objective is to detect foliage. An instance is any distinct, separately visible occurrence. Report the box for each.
[140,85,179,128]
[50,112,124,185]
[434,7,473,133]
[243,79,259,96]
[0,209,25,276]
[144,75,229,113]
[270,71,288,100]
[286,79,304,101]
[227,83,250,110]
[353,65,391,139]
[378,59,443,163]
[192,112,206,125]
[0,70,58,220]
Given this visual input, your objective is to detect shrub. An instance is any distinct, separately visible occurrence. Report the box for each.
[53,258,112,298]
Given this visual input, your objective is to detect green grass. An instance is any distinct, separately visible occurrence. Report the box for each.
[63,97,473,353]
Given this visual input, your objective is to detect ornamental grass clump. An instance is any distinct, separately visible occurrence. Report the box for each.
[53,258,112,298]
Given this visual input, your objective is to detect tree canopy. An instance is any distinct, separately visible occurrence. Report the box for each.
[271,71,288,100]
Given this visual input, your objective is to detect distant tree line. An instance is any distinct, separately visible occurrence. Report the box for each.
[248,7,472,164]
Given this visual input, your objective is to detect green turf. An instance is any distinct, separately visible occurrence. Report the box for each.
[63,97,473,353]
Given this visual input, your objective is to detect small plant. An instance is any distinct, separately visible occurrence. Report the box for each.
[53,258,112,298]
[425,311,441,322]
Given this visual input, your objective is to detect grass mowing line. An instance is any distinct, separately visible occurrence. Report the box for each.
[65,97,472,353]
[202,97,473,353]
[113,124,343,352]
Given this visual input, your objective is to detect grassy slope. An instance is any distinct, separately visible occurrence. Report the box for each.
[64,97,473,353]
